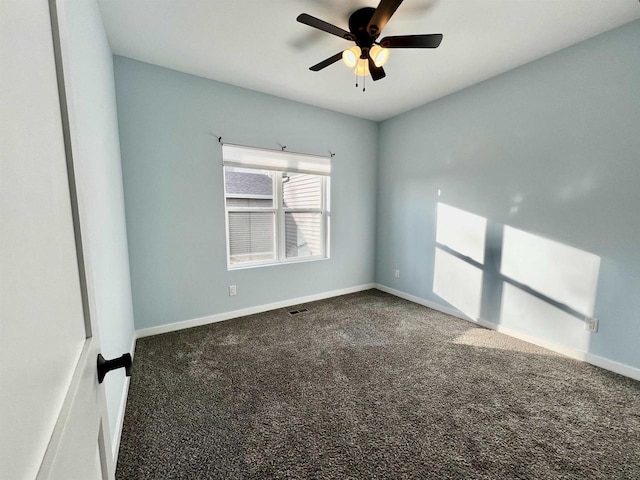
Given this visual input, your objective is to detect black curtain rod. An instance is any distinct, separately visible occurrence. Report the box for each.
[213,135,335,159]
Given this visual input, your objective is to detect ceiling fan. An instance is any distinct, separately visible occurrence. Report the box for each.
[296,0,443,85]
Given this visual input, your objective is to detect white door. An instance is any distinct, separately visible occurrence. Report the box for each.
[1,1,116,479]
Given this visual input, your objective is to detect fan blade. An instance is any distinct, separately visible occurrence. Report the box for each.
[310,52,344,71]
[368,55,386,81]
[380,34,443,48]
[297,14,355,41]
[367,0,404,37]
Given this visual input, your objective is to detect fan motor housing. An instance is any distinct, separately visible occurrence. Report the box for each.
[348,7,377,52]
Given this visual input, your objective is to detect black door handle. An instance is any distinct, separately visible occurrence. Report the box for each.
[97,353,132,383]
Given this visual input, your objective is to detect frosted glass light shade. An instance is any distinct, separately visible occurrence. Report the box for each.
[370,45,389,67]
[342,46,361,68]
[354,58,370,76]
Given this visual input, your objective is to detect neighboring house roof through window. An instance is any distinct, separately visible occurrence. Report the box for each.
[225,171,273,198]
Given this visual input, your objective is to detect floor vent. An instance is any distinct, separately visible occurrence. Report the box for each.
[288,308,309,316]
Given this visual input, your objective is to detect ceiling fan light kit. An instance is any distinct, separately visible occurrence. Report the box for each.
[342,46,361,68]
[354,58,370,77]
[370,45,390,68]
[297,0,443,91]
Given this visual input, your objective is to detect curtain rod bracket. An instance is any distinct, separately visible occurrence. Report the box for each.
[278,143,287,151]
[329,150,335,158]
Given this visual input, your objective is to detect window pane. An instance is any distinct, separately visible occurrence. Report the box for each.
[283,173,322,209]
[228,212,275,264]
[225,167,273,208]
[285,212,322,259]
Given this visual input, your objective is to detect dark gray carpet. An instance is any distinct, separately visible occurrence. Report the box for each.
[117,290,640,479]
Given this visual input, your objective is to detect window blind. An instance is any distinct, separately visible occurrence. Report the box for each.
[228,211,275,264]
[222,144,331,176]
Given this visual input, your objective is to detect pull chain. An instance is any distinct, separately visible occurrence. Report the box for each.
[354,58,367,92]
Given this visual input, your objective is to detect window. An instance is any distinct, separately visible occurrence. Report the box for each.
[222,145,330,268]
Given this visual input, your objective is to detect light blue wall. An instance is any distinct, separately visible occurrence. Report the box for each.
[114,57,378,330]
[62,0,136,441]
[375,20,640,369]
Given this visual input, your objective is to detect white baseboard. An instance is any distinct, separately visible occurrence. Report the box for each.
[375,283,472,322]
[112,333,137,464]
[136,283,376,339]
[375,283,640,382]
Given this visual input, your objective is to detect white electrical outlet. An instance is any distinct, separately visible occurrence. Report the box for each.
[585,317,598,332]
[229,285,237,296]
[394,269,400,279]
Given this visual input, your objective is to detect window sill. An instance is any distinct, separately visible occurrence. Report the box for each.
[227,256,329,271]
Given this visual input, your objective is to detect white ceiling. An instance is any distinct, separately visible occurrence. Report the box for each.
[98,0,640,121]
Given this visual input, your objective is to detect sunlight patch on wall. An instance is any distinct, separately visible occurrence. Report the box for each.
[436,203,487,264]
[500,282,590,352]
[501,226,600,317]
[433,247,483,320]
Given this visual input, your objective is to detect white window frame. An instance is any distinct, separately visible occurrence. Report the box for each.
[223,167,330,270]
